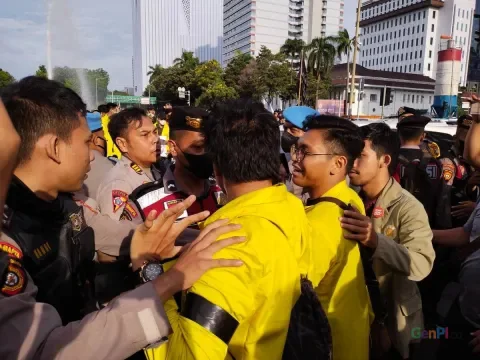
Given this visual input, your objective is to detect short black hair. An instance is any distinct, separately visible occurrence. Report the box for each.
[205,98,281,184]
[397,127,424,142]
[106,102,117,110]
[98,104,109,113]
[304,115,364,173]
[108,107,147,144]
[1,76,86,165]
[361,123,399,175]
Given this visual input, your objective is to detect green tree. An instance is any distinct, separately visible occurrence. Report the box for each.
[0,69,15,88]
[196,82,237,107]
[112,90,129,96]
[333,29,354,60]
[223,51,253,91]
[194,60,237,107]
[147,65,164,82]
[305,37,337,102]
[35,65,48,79]
[280,38,305,71]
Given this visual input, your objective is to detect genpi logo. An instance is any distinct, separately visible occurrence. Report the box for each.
[411,326,463,340]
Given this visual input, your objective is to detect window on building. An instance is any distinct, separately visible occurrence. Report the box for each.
[408,94,411,102]
[419,63,422,71]
[423,10,426,19]
[370,94,378,102]
[429,50,432,58]
[414,64,416,71]
[415,51,418,59]
[428,63,431,71]
[430,37,433,45]
[396,19,398,26]
[409,14,411,22]
[403,94,406,102]
[380,58,383,64]
[421,37,424,45]
[403,28,406,36]
[417,95,420,104]
[397,54,400,61]
[408,28,410,35]
[420,50,423,58]
[457,22,460,31]
[401,54,404,61]
[376,58,379,65]
[410,52,413,60]
[422,24,425,32]
[393,43,396,50]
[411,39,414,46]
[389,44,392,51]
[433,11,436,19]
[421,95,425,103]
[463,9,465,18]
[417,25,420,33]
[409,64,412,72]
[432,24,435,32]
[416,38,419,46]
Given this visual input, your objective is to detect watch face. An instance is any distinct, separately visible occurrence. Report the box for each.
[143,262,164,282]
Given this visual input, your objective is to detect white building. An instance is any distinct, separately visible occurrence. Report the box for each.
[223,0,345,66]
[359,0,475,86]
[329,63,435,118]
[132,0,224,95]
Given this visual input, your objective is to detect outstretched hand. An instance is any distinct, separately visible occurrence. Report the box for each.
[130,195,209,270]
[172,218,245,290]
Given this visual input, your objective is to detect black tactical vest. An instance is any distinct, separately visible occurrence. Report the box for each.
[2,177,95,324]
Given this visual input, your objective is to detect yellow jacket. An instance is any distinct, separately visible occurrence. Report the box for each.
[146,184,313,360]
[159,122,170,156]
[306,181,372,360]
[101,115,122,159]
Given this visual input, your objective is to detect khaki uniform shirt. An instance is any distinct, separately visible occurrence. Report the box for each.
[72,192,136,257]
[0,233,171,360]
[369,178,435,358]
[96,157,156,225]
[82,150,114,200]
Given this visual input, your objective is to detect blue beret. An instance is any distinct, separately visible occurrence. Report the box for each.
[86,112,102,132]
[283,106,320,129]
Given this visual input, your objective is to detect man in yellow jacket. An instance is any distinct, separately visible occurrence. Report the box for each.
[99,103,122,159]
[146,99,313,359]
[291,115,372,360]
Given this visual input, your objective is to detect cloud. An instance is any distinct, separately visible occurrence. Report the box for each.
[0,0,132,89]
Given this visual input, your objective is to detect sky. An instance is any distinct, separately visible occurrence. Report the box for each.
[0,0,358,90]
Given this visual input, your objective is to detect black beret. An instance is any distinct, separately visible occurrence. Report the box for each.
[169,106,209,133]
[397,106,418,118]
[457,114,474,130]
[304,114,359,132]
[397,114,431,129]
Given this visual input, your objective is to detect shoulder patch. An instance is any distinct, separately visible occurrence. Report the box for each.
[1,258,27,296]
[120,209,133,221]
[130,163,143,175]
[124,203,138,218]
[112,190,129,213]
[0,242,23,260]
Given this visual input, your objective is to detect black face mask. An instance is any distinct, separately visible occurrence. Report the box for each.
[164,108,172,114]
[281,132,298,153]
[182,151,214,179]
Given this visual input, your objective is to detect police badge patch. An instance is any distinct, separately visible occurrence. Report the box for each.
[384,225,396,238]
[427,142,441,159]
[1,258,27,296]
[112,190,129,213]
[69,212,83,232]
[0,242,23,259]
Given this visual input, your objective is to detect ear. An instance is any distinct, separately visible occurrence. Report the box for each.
[168,140,178,156]
[330,155,348,175]
[381,154,392,169]
[44,135,62,164]
[115,137,129,153]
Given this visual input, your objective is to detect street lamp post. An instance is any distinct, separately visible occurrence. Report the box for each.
[348,0,362,119]
[95,77,108,108]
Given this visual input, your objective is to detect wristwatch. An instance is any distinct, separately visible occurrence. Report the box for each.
[135,261,164,284]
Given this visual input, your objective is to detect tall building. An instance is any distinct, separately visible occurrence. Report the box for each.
[359,0,475,86]
[223,0,345,66]
[132,0,223,95]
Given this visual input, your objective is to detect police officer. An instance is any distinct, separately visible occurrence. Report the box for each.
[96,107,161,225]
[81,112,115,199]
[394,107,455,230]
[0,77,245,359]
[450,114,478,226]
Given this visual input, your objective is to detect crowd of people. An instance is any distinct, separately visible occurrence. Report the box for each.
[0,76,479,360]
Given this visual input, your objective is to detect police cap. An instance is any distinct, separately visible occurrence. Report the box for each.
[283,106,320,129]
[457,114,474,130]
[304,114,359,132]
[169,106,209,133]
[396,107,430,129]
[86,112,102,132]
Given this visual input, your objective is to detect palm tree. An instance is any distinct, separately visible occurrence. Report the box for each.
[334,29,355,115]
[147,65,163,80]
[305,37,337,102]
[173,51,200,70]
[280,38,305,71]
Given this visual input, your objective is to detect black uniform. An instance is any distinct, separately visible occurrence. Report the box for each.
[2,176,96,323]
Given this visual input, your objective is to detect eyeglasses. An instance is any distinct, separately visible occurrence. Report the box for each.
[290,144,335,162]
